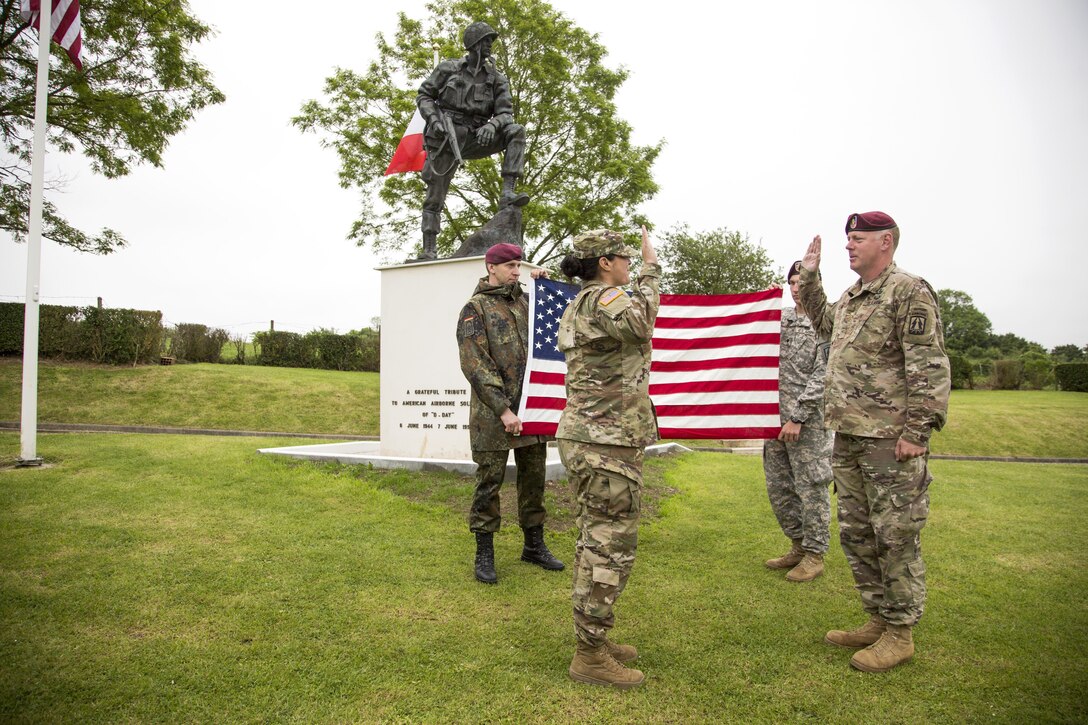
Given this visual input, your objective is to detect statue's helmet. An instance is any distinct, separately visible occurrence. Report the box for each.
[463,21,498,50]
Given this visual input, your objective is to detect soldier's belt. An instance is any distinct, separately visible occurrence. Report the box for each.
[445,111,491,128]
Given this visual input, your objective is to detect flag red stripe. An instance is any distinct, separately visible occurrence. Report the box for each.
[658,426,782,439]
[652,332,779,350]
[660,289,782,306]
[655,402,780,417]
[524,396,566,411]
[651,356,780,372]
[649,379,779,395]
[529,370,565,386]
[654,309,781,329]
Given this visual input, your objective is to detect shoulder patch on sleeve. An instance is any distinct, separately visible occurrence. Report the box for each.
[597,287,631,319]
[903,299,938,345]
[600,288,625,306]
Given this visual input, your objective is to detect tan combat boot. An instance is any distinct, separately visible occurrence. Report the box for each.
[825,614,886,649]
[603,638,638,663]
[569,644,645,689]
[765,539,804,569]
[786,552,824,582]
[850,624,915,672]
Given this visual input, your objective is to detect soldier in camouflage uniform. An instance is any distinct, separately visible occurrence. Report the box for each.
[799,211,950,673]
[556,226,660,689]
[763,261,834,582]
[416,22,529,260]
[456,243,564,585]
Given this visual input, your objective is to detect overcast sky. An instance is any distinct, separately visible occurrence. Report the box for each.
[2,0,1085,349]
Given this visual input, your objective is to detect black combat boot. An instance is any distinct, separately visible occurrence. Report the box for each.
[521,525,565,571]
[499,174,529,208]
[474,532,498,584]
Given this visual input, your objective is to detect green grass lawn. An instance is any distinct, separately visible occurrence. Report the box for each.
[0,358,378,435]
[3,359,1087,458]
[1,433,1085,722]
[930,390,1088,458]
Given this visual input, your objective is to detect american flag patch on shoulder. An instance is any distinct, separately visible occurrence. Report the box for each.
[600,288,624,306]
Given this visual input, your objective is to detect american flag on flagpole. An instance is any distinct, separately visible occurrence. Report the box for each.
[518,277,783,440]
[21,0,82,70]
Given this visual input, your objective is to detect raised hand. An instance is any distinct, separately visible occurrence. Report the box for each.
[802,235,822,272]
[640,225,657,265]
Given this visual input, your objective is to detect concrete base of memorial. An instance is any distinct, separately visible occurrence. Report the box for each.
[257,441,691,480]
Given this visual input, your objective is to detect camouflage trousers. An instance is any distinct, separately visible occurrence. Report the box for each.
[834,433,932,627]
[763,426,833,554]
[558,439,642,648]
[468,443,547,533]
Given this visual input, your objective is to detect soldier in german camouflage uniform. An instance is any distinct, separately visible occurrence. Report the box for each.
[456,243,564,585]
[556,226,660,690]
[763,261,834,582]
[416,22,529,259]
[799,211,950,673]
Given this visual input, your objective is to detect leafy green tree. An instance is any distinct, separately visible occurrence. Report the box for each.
[937,289,993,352]
[1,0,225,253]
[657,225,779,295]
[293,0,660,262]
[1051,344,1086,362]
[990,332,1046,358]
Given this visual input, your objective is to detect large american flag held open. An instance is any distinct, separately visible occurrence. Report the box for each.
[518,278,783,440]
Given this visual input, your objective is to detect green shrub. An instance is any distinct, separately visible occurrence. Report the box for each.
[169,323,229,363]
[949,354,973,389]
[993,359,1023,390]
[253,330,313,368]
[83,306,164,366]
[1,302,161,365]
[1021,355,1052,390]
[1055,363,1088,392]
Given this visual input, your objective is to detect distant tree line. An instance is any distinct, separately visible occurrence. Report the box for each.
[937,290,1086,390]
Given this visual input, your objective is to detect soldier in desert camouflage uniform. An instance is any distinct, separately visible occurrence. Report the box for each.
[763,261,834,583]
[456,243,564,585]
[556,226,660,690]
[799,211,950,673]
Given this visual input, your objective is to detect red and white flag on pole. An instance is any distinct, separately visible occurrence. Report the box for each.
[384,110,427,175]
[21,0,82,70]
[518,278,783,440]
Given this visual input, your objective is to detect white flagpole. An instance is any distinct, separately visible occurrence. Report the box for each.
[19,0,54,466]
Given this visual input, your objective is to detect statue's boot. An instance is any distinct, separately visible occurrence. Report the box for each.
[499,175,529,208]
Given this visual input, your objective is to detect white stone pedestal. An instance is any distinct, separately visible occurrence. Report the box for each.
[377,255,499,460]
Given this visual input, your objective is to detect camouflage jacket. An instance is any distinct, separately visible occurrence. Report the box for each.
[456,278,546,452]
[417,55,514,134]
[778,307,829,428]
[556,263,662,448]
[799,263,950,445]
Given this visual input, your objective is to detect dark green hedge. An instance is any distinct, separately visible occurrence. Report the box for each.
[0,302,163,365]
[949,354,973,390]
[253,329,379,371]
[993,359,1022,390]
[1055,363,1088,392]
[169,323,229,363]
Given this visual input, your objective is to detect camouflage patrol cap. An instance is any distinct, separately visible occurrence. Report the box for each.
[571,229,637,259]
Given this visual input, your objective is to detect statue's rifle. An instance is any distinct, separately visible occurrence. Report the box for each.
[431,106,463,175]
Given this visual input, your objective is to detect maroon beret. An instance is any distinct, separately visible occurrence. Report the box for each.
[845,211,897,233]
[484,243,523,264]
[788,260,803,279]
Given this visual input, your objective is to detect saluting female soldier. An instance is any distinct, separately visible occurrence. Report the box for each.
[556,225,660,689]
